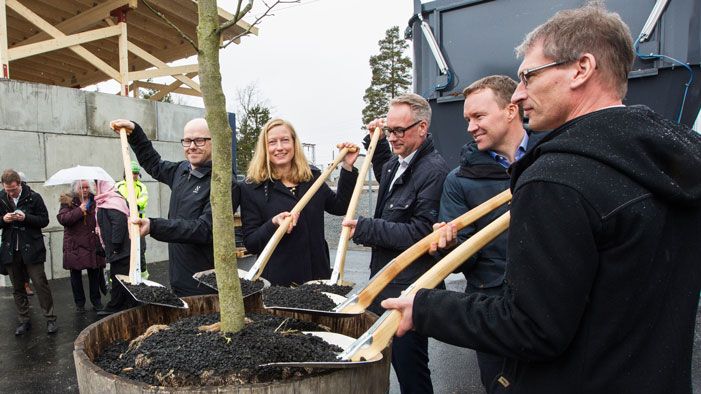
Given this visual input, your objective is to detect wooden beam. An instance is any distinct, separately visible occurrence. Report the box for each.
[131,80,201,97]
[127,41,200,92]
[128,63,198,80]
[14,0,134,47]
[149,72,200,100]
[0,0,9,78]
[6,0,121,81]
[118,21,128,96]
[8,24,121,61]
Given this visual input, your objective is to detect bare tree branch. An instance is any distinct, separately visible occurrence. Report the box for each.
[219,0,300,49]
[142,0,199,52]
[216,1,253,34]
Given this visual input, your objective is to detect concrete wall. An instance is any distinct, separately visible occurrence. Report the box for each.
[0,79,205,287]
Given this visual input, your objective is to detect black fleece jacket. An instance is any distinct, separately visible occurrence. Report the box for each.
[413,106,701,393]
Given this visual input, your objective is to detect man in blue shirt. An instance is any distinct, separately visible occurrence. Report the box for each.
[431,75,540,393]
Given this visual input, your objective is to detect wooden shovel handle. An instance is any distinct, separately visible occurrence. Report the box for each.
[349,211,511,361]
[246,147,353,281]
[331,127,382,284]
[119,127,142,284]
[340,189,512,313]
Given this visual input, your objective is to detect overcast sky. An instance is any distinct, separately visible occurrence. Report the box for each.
[215,0,416,164]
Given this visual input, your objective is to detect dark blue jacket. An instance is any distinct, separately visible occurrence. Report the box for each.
[353,134,449,285]
[439,133,544,290]
[240,167,357,286]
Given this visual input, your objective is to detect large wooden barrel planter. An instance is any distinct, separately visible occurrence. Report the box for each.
[74,294,391,393]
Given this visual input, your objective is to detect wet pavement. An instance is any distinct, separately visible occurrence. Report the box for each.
[0,251,699,393]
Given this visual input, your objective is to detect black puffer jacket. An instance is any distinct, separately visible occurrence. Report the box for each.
[240,167,357,286]
[0,183,49,265]
[414,106,701,393]
[353,135,449,284]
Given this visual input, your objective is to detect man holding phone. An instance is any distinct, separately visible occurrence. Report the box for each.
[1,169,57,335]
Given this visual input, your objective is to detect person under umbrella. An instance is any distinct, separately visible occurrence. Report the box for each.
[57,180,106,312]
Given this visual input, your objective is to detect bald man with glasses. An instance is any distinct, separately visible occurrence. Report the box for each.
[110,118,238,297]
[343,93,449,394]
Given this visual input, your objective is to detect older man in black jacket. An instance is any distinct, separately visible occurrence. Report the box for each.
[344,93,449,393]
[1,169,57,335]
[110,118,234,297]
[383,4,701,393]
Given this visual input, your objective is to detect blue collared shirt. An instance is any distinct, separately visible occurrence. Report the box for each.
[488,131,529,168]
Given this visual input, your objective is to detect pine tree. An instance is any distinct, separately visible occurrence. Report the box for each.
[236,104,271,174]
[361,26,412,126]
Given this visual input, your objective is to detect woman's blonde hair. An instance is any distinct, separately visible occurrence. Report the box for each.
[246,118,312,184]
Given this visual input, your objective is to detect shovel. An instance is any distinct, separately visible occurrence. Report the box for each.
[192,268,270,297]
[114,127,187,309]
[264,210,511,368]
[334,189,511,315]
[304,127,382,290]
[243,146,357,282]
[262,289,353,317]
[275,189,511,317]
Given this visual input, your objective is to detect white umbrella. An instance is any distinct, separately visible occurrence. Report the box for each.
[44,165,114,186]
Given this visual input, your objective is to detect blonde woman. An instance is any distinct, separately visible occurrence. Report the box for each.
[239,118,359,286]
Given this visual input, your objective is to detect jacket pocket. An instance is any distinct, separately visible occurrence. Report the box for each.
[382,197,414,222]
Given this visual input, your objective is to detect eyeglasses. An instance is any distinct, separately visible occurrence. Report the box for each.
[518,60,567,87]
[382,120,422,138]
[180,137,211,147]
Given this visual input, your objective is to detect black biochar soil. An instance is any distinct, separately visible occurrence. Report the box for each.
[263,286,337,311]
[123,283,184,308]
[94,313,341,386]
[197,273,264,297]
[298,283,353,296]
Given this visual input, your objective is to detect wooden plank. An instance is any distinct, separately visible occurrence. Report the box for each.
[118,22,128,96]
[8,24,121,61]
[127,41,200,92]
[6,0,121,81]
[128,63,198,80]
[148,72,198,101]
[13,0,132,47]
[133,79,201,97]
[0,0,9,78]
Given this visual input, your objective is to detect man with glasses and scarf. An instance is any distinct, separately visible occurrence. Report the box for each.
[109,118,235,296]
[382,3,701,392]
[343,93,449,393]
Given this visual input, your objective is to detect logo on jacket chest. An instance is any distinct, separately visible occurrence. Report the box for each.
[193,185,201,194]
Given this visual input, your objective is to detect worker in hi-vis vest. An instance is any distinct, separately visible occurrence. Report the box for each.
[115,160,149,279]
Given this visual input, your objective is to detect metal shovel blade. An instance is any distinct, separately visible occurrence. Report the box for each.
[259,331,383,369]
[115,275,188,309]
[192,269,270,297]
[302,278,356,288]
[264,291,359,317]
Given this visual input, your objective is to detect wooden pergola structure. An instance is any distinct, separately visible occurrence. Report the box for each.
[0,0,257,99]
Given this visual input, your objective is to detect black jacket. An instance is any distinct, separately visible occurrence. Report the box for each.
[439,133,544,290]
[96,208,130,264]
[240,167,357,286]
[0,183,49,265]
[128,122,220,296]
[414,106,701,393]
[353,134,449,285]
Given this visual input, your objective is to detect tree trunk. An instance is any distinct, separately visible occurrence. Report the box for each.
[197,0,245,333]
